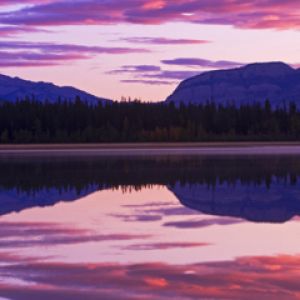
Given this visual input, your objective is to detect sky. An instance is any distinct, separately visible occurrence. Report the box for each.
[1,0,300,101]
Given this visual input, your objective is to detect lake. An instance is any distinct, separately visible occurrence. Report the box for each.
[0,147,300,299]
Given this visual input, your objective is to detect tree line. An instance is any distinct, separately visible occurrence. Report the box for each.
[1,97,300,143]
[1,155,299,193]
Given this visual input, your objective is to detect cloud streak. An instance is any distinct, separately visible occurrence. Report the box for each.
[161,58,243,69]
[0,0,52,4]
[164,217,244,229]
[111,65,161,74]
[0,41,148,67]
[0,222,150,248]
[121,37,211,45]
[143,70,200,80]
[111,64,200,83]
[123,242,210,250]
[113,58,247,86]
[0,26,44,36]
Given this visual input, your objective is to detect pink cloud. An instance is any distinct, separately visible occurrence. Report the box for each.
[1,0,299,30]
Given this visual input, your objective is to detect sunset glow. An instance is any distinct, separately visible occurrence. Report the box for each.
[1,0,300,101]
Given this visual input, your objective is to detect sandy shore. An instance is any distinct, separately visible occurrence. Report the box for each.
[0,142,300,156]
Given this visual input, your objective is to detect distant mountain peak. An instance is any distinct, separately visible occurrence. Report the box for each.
[166,61,300,106]
[0,74,111,105]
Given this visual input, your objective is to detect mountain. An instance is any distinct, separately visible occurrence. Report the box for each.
[0,186,99,216]
[170,181,300,223]
[166,62,300,107]
[0,74,111,105]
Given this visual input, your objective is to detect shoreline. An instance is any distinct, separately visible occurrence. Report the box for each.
[1,141,300,149]
[1,142,300,156]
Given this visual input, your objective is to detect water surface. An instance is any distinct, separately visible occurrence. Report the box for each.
[0,152,300,299]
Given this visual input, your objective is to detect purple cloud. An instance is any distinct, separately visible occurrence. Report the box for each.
[116,59,244,84]
[0,41,148,54]
[0,26,44,36]
[0,0,51,5]
[111,65,161,74]
[146,206,200,216]
[0,41,148,67]
[144,70,200,80]
[111,64,200,82]
[161,58,243,69]
[164,217,244,229]
[0,51,86,67]
[121,37,211,45]
[0,222,150,248]
[1,252,300,300]
[112,203,201,223]
[111,213,162,222]
[110,64,187,84]
[0,0,299,30]
[123,241,210,251]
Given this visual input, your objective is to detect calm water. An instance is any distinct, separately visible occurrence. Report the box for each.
[0,152,300,299]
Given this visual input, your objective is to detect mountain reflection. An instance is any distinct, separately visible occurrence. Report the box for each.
[1,155,300,222]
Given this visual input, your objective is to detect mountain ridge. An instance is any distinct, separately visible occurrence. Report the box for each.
[0,73,111,105]
[166,62,300,107]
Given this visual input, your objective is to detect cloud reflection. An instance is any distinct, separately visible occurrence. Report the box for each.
[123,242,210,251]
[0,222,150,248]
[115,201,243,230]
[164,217,244,229]
[0,253,299,299]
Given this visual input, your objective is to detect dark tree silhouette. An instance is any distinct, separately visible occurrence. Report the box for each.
[0,97,299,143]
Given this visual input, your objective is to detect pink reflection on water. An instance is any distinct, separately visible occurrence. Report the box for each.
[0,252,300,300]
[0,185,300,298]
[0,185,299,266]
